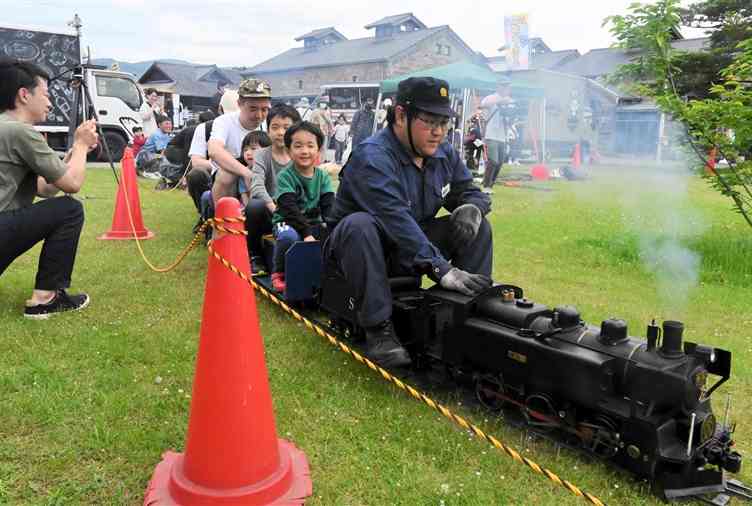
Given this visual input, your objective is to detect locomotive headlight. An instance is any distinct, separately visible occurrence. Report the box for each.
[693,344,716,364]
[701,413,717,444]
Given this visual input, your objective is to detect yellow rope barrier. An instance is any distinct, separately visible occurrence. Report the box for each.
[114,159,245,273]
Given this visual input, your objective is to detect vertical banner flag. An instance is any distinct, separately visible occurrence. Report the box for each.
[504,14,530,70]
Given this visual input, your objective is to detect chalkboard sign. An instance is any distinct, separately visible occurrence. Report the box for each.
[0,27,80,128]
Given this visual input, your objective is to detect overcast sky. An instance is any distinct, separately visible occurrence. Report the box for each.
[7,0,708,67]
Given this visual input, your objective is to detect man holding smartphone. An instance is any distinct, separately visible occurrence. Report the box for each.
[0,59,98,319]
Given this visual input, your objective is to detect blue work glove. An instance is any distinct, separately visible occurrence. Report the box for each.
[439,267,492,296]
[450,204,482,245]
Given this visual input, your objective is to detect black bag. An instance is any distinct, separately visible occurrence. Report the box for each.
[163,146,184,165]
[158,158,184,184]
[204,120,214,148]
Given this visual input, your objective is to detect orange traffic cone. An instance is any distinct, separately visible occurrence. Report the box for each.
[572,143,581,170]
[142,197,312,505]
[98,147,154,240]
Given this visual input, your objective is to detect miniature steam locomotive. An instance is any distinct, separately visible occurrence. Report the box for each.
[259,242,746,502]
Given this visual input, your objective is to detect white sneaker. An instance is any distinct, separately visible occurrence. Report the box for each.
[482,188,494,195]
[143,172,161,180]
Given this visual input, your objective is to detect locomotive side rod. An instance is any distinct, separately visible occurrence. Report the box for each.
[477,385,594,440]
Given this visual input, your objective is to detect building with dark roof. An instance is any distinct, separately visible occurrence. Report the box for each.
[138,61,243,114]
[243,13,480,101]
[556,37,710,79]
[487,36,711,159]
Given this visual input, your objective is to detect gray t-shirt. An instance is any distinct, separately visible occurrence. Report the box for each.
[481,93,515,142]
[250,146,293,203]
[0,112,67,212]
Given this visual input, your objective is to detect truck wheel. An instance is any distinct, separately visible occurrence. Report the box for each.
[96,131,127,162]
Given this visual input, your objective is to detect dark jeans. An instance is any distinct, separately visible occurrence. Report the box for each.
[465,144,482,172]
[186,167,211,213]
[334,140,347,164]
[0,196,84,291]
[482,139,507,188]
[324,212,492,327]
[245,198,273,257]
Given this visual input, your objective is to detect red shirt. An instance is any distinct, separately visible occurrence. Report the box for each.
[132,134,146,156]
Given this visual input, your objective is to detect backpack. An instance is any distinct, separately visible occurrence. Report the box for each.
[203,119,215,157]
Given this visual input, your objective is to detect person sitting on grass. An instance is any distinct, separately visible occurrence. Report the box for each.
[136,116,173,178]
[131,126,146,158]
[0,58,98,319]
[237,130,271,206]
[270,122,334,292]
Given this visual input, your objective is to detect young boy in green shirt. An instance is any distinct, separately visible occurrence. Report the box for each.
[271,121,334,292]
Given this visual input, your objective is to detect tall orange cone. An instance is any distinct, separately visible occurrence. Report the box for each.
[98,147,154,240]
[142,197,312,505]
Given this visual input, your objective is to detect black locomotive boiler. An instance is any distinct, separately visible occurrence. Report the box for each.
[320,278,744,501]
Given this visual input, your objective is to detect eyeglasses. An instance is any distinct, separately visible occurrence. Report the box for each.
[415,114,451,131]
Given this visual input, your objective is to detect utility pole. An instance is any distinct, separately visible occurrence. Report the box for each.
[68,14,82,38]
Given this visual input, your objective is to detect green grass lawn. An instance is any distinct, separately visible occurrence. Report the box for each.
[1,164,750,505]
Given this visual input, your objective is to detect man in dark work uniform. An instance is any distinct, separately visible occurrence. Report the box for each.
[326,77,494,368]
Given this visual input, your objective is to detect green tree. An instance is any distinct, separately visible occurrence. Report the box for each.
[605,0,752,228]
[676,0,752,99]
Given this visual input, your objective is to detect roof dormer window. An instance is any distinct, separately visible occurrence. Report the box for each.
[365,13,427,39]
[295,27,347,49]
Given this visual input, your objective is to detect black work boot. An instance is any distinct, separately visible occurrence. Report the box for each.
[364,320,411,368]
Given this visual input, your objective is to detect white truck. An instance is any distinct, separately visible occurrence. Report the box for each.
[0,24,149,161]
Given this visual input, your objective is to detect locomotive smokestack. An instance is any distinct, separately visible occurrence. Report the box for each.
[646,319,660,351]
[660,320,684,358]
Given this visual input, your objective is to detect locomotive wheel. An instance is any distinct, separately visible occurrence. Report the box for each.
[523,393,559,432]
[579,415,620,458]
[475,374,506,412]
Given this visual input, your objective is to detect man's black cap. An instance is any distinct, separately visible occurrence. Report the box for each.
[397,77,454,117]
